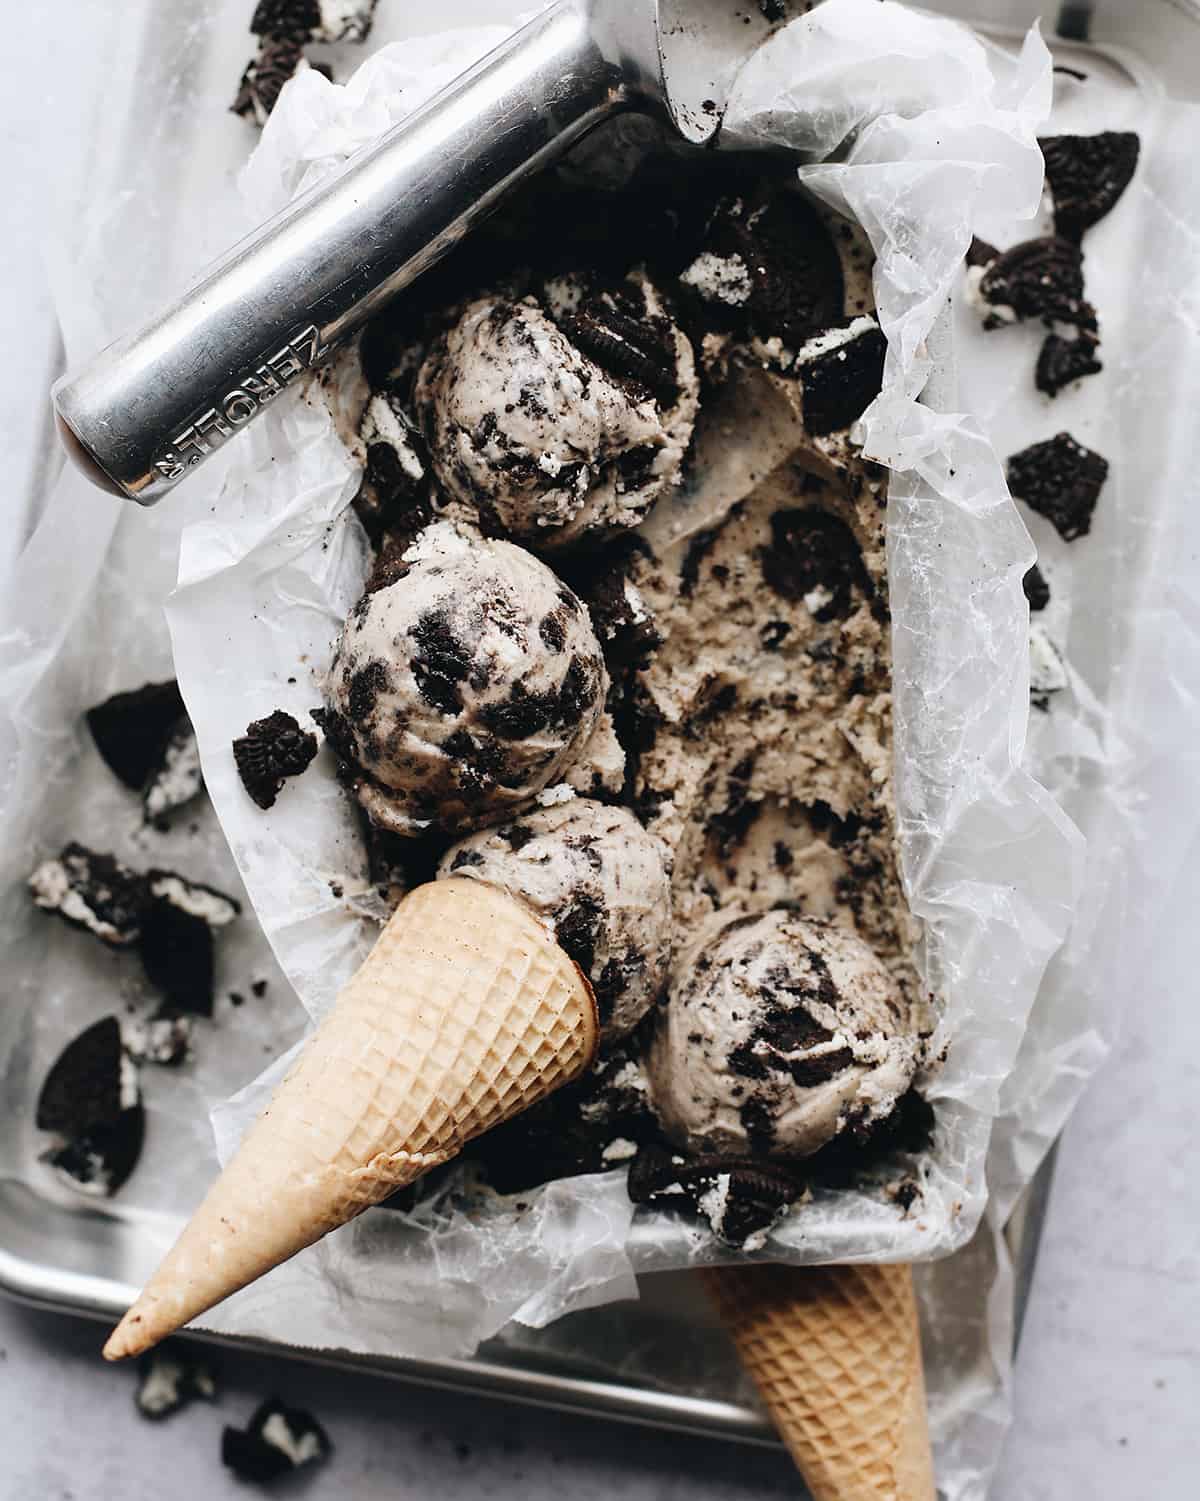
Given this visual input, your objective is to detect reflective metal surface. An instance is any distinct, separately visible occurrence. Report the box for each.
[51,0,801,505]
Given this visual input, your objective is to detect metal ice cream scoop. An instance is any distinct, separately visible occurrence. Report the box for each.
[52,0,800,505]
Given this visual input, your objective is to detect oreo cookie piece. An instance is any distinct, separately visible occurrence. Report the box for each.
[138,873,240,1018]
[136,1346,218,1420]
[231,36,309,127]
[86,681,187,789]
[143,723,204,826]
[222,1399,332,1484]
[797,320,886,435]
[758,507,869,621]
[1040,132,1140,240]
[973,238,1096,333]
[1023,563,1051,613]
[252,0,376,43]
[35,1016,144,1198]
[29,844,149,947]
[233,710,318,810]
[1007,432,1109,542]
[1036,332,1103,397]
[680,187,844,347]
[627,1144,805,1251]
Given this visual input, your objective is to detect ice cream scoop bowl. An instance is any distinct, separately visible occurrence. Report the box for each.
[52,0,802,506]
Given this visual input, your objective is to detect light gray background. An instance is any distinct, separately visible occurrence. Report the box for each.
[2,6,1197,1498]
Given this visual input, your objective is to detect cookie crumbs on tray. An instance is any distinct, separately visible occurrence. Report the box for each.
[222,1398,333,1485]
[35,1016,145,1199]
[135,1346,218,1420]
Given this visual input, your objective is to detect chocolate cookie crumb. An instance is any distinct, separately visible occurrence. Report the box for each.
[232,37,308,126]
[136,1346,218,1420]
[222,1398,332,1484]
[86,681,189,792]
[1036,333,1102,397]
[1023,564,1051,613]
[977,238,1096,332]
[1007,432,1109,541]
[799,324,886,435]
[1040,132,1140,240]
[234,710,318,809]
[35,1016,144,1198]
[29,844,149,947]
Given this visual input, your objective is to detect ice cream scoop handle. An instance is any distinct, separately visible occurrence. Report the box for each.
[52,0,636,505]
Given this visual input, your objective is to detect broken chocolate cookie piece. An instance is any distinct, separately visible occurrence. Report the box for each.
[29,844,149,947]
[627,1143,805,1251]
[232,36,309,126]
[1023,563,1051,614]
[86,680,187,787]
[222,1399,332,1484]
[972,237,1096,333]
[136,1346,218,1420]
[1036,332,1103,398]
[1040,132,1140,241]
[680,187,844,348]
[797,320,886,436]
[138,872,240,1018]
[1007,432,1109,542]
[36,1016,144,1198]
[252,0,376,44]
[233,710,319,809]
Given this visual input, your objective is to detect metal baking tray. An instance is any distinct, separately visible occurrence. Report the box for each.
[2,0,1192,1449]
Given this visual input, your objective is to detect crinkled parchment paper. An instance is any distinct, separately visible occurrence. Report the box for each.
[4,4,1196,1497]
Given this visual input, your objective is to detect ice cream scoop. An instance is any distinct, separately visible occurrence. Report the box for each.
[53,0,803,504]
[318,523,608,837]
[439,798,672,1040]
[416,276,698,548]
[647,910,918,1160]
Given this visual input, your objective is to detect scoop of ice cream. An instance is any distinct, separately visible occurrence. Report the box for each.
[439,798,671,1040]
[415,275,698,549]
[319,523,608,837]
[647,910,918,1160]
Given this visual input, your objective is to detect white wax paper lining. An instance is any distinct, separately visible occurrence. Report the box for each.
[164,0,1081,1346]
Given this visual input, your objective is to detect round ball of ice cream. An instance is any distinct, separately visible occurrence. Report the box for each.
[438,798,671,1041]
[320,523,608,837]
[647,910,918,1160]
[415,275,698,549]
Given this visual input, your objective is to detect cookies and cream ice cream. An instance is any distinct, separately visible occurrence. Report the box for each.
[647,910,919,1160]
[439,798,672,1040]
[318,522,611,837]
[415,275,698,549]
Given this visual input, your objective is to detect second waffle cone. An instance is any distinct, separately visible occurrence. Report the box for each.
[703,1262,935,1501]
[103,877,598,1360]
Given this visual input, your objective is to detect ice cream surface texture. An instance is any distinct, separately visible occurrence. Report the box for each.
[415,276,698,548]
[647,910,919,1160]
[319,523,609,837]
[439,798,672,1040]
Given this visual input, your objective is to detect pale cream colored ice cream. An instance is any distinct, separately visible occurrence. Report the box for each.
[319,522,611,837]
[415,275,698,549]
[439,798,672,1041]
[647,910,919,1159]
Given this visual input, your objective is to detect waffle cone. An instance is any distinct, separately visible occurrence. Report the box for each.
[103,877,597,1360]
[703,1263,934,1501]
